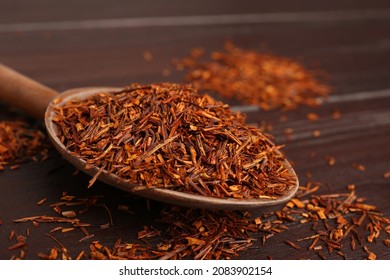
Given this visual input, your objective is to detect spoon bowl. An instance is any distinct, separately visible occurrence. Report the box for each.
[0,64,299,210]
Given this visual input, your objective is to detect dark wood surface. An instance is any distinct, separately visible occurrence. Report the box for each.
[1,0,390,260]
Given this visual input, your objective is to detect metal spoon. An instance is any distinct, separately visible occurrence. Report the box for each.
[0,64,298,210]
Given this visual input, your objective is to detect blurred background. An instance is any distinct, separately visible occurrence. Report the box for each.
[1,0,390,94]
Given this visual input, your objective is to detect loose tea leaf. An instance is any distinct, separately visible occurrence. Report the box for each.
[52,83,296,199]
[306,113,320,121]
[142,51,153,62]
[284,240,301,250]
[383,171,390,179]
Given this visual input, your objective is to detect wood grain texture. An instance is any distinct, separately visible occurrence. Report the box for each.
[0,0,389,260]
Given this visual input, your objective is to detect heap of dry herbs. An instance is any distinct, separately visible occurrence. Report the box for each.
[52,83,295,199]
[0,120,48,170]
[175,42,330,110]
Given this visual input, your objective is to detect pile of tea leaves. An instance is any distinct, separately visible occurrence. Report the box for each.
[52,83,296,199]
[175,42,330,110]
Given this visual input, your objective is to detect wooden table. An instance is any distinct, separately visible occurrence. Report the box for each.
[1,0,389,260]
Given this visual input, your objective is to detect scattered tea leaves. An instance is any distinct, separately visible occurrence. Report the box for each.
[0,120,49,169]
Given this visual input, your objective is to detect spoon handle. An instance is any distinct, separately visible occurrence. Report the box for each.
[0,64,59,119]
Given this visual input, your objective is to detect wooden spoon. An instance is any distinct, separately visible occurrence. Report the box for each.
[0,64,299,210]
